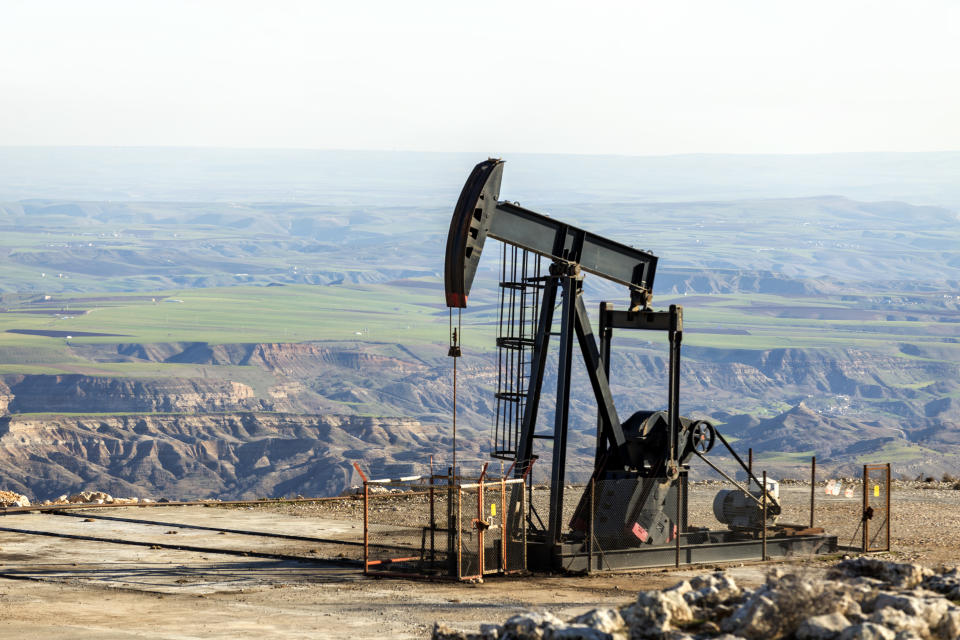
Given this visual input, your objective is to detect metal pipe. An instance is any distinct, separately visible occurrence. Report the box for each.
[588,477,594,573]
[452,350,458,481]
[714,431,780,510]
[1,494,379,515]
[501,477,507,572]
[675,476,681,568]
[762,471,767,561]
[50,510,366,547]
[667,305,682,473]
[522,478,528,570]
[692,450,765,507]
[547,274,575,545]
[447,467,455,576]
[456,484,463,579]
[0,524,360,566]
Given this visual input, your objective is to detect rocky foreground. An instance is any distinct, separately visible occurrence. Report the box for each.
[434,558,960,640]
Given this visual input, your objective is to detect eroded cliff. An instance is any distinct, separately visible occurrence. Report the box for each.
[0,413,474,501]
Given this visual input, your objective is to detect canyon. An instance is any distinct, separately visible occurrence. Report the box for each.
[1,338,958,500]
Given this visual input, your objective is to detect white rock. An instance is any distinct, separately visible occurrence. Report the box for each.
[569,609,625,637]
[502,611,564,639]
[663,580,692,598]
[925,569,960,599]
[722,591,779,639]
[870,607,929,637]
[797,612,850,640]
[623,586,693,638]
[837,558,932,589]
[935,609,960,640]
[873,592,948,628]
[686,573,740,606]
[837,622,895,640]
[548,626,616,640]
[838,593,864,621]
[0,492,31,507]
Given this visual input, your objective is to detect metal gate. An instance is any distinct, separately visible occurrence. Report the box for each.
[457,477,526,580]
[863,463,891,552]
[362,472,526,580]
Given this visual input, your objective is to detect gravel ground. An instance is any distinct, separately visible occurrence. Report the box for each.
[3,482,959,639]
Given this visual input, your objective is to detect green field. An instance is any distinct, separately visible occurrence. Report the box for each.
[1,281,958,377]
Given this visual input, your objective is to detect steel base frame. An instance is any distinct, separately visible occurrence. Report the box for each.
[528,532,838,572]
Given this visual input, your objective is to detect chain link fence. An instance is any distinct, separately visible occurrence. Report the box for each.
[863,463,891,552]
[362,475,446,578]
[363,472,526,580]
[554,474,686,571]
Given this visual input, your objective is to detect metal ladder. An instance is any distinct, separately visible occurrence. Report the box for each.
[492,244,542,460]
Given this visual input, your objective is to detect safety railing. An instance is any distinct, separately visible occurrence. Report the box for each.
[361,470,526,580]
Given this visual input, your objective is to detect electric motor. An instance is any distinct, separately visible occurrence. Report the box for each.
[713,488,778,529]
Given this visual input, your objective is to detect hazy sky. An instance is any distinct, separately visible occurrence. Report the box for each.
[1,1,957,155]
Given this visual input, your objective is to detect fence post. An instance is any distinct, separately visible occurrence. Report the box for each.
[501,477,507,573]
[448,467,456,578]
[675,474,681,568]
[363,480,369,574]
[352,462,370,576]
[810,456,816,529]
[522,477,527,571]
[862,464,868,553]
[761,470,767,561]
[457,484,463,579]
[588,477,594,573]
[478,474,485,576]
[429,472,436,567]
[885,463,891,552]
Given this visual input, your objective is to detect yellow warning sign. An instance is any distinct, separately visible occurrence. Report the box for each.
[874,485,880,497]
[490,503,496,517]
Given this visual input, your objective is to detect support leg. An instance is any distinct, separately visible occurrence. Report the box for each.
[547,275,575,545]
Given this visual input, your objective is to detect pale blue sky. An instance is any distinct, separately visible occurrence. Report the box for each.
[1,0,957,154]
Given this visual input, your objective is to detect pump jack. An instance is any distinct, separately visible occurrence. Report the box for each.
[444,159,836,571]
